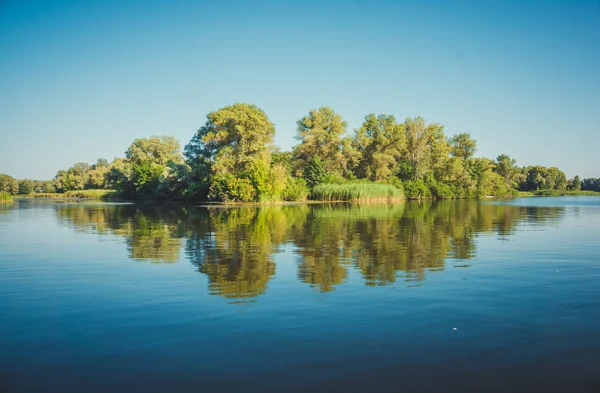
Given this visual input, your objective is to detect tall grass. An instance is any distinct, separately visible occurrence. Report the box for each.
[310,183,404,201]
[531,190,600,197]
[64,190,117,199]
[31,190,117,200]
[0,191,13,202]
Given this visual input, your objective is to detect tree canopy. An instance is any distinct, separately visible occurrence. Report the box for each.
[4,103,591,201]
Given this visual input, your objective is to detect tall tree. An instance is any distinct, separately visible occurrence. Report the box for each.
[450,133,477,161]
[0,174,19,195]
[18,179,34,195]
[185,103,278,202]
[495,154,518,187]
[126,135,184,198]
[403,117,442,180]
[293,107,347,174]
[352,114,405,182]
[571,175,582,191]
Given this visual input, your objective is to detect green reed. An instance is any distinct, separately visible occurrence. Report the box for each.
[310,183,404,201]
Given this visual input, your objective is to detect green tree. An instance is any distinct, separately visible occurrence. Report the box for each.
[105,158,133,194]
[352,114,405,182]
[125,135,184,198]
[570,175,582,191]
[495,154,518,188]
[294,107,347,175]
[18,179,34,194]
[450,133,477,161]
[184,103,276,202]
[303,156,327,189]
[403,117,442,180]
[0,174,19,195]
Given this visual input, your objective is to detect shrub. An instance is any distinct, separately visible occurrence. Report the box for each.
[210,174,256,202]
[403,179,431,199]
[282,177,309,201]
[427,178,455,199]
[303,156,327,188]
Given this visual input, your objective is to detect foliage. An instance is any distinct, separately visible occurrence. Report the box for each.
[403,179,431,199]
[28,190,117,199]
[125,136,185,199]
[185,103,275,202]
[303,156,327,189]
[403,117,443,180]
[351,114,405,182]
[310,182,403,201]
[282,176,309,201]
[582,178,600,192]
[519,166,567,192]
[450,133,477,161]
[11,103,594,203]
[18,179,34,195]
[210,173,256,202]
[567,175,582,191]
[0,174,19,195]
[64,190,117,199]
[495,154,518,187]
[426,177,454,199]
[0,191,12,202]
[294,107,348,175]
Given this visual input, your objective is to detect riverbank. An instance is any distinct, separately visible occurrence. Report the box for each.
[17,189,118,200]
[519,190,600,197]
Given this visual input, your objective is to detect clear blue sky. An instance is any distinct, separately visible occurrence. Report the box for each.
[1,0,599,179]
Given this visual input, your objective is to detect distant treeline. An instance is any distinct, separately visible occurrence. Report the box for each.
[0,103,595,201]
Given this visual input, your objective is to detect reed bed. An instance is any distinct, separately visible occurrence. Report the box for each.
[0,191,13,202]
[64,190,117,199]
[31,190,117,199]
[310,183,404,202]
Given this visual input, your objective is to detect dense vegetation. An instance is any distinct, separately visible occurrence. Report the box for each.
[0,104,596,202]
[0,191,12,203]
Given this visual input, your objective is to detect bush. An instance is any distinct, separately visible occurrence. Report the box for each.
[282,177,309,201]
[403,179,431,199]
[427,179,455,199]
[210,174,256,202]
[303,157,327,188]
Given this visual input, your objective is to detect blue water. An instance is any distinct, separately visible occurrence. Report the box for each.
[1,197,599,392]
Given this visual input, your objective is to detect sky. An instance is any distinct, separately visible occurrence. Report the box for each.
[1,0,599,179]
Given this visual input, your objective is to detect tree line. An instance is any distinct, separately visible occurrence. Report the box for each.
[1,103,595,201]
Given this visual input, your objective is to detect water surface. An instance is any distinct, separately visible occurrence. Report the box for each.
[1,197,599,392]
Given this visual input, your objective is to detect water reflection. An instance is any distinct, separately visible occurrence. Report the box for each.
[54,201,565,298]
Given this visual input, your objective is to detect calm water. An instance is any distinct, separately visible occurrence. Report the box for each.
[1,197,599,393]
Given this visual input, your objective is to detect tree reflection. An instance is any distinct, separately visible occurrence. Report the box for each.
[54,203,186,263]
[54,200,565,299]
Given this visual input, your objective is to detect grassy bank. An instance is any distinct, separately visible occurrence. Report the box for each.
[310,183,404,202]
[21,190,118,200]
[0,191,13,203]
[520,190,600,197]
